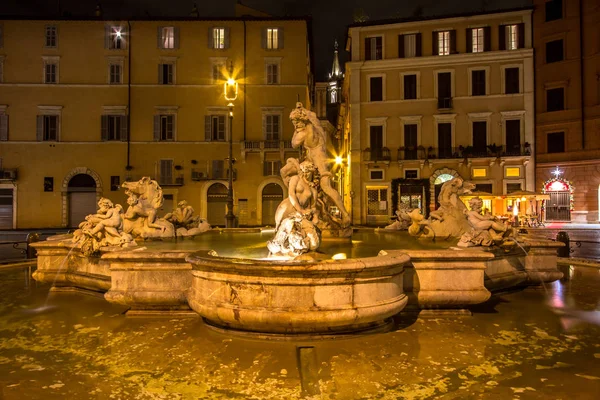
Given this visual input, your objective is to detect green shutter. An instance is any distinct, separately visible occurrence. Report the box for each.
[278,27,284,49]
[36,115,44,141]
[205,115,212,141]
[174,27,180,49]
[101,115,108,141]
[499,25,506,50]
[0,115,8,141]
[208,27,214,48]
[224,27,230,49]
[153,115,160,141]
[466,28,472,53]
[157,26,162,48]
[120,116,128,141]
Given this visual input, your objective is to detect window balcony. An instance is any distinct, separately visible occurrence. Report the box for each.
[0,168,18,181]
[437,97,453,110]
[363,147,391,162]
[158,173,184,186]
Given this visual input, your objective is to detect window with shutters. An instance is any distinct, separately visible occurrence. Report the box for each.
[101,115,127,141]
[45,25,57,48]
[154,114,175,141]
[546,88,565,112]
[404,34,417,57]
[365,36,382,60]
[158,62,174,84]
[159,26,176,49]
[545,39,563,63]
[505,25,518,50]
[265,58,281,84]
[547,132,565,153]
[39,115,58,141]
[205,115,226,141]
[369,76,383,102]
[0,111,8,141]
[263,160,282,176]
[212,27,226,49]
[471,69,486,96]
[504,67,520,94]
[264,114,280,141]
[43,58,58,84]
[109,63,122,84]
[106,26,125,50]
[211,59,226,83]
[265,28,280,50]
[159,160,174,185]
[472,28,484,53]
[437,31,450,55]
[403,74,417,100]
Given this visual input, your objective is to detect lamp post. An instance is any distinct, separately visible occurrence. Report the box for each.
[224,65,238,228]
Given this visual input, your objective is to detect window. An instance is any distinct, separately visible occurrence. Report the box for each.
[506,182,522,193]
[471,28,484,53]
[0,111,8,141]
[101,115,127,141]
[264,28,283,50]
[546,0,563,22]
[205,115,226,141]
[264,115,280,141]
[110,176,120,191]
[158,63,174,84]
[154,115,174,141]
[159,160,174,185]
[505,67,519,94]
[211,60,226,83]
[471,70,486,96]
[264,160,282,176]
[547,132,565,153]
[365,36,383,60]
[506,25,518,50]
[367,188,388,215]
[403,124,418,160]
[505,120,521,155]
[472,168,487,178]
[546,39,563,63]
[399,34,420,58]
[45,25,57,48]
[403,74,417,100]
[369,125,384,160]
[369,170,384,180]
[44,177,54,192]
[404,170,418,179]
[106,26,125,50]
[158,26,177,49]
[437,71,452,108]
[369,76,383,101]
[437,123,452,158]
[43,60,58,84]
[37,115,58,141]
[546,88,565,111]
[472,121,487,155]
[437,31,450,55]
[210,27,230,49]
[109,63,122,84]
[265,60,279,84]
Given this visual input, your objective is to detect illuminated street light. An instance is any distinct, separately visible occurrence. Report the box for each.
[223,63,238,228]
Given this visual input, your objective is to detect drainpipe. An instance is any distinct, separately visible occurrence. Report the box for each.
[579,0,585,149]
[243,20,247,141]
[127,20,132,169]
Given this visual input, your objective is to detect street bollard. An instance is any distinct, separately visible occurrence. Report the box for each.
[26,232,40,259]
[556,231,570,258]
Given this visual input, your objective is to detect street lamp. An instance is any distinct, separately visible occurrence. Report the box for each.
[224,64,238,228]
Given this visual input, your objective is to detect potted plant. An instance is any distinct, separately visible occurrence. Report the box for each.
[524,142,531,155]
[174,165,183,171]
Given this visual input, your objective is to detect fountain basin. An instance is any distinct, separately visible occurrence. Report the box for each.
[185,251,410,335]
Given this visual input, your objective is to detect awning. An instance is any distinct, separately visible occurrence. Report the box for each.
[504,190,550,200]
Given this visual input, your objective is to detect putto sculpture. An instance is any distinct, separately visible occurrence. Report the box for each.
[72,197,136,255]
[164,200,211,237]
[268,102,352,258]
[385,203,414,230]
[458,197,511,247]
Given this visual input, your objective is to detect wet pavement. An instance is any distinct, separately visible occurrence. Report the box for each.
[0,264,599,399]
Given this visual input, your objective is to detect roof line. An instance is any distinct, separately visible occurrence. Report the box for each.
[0,15,312,22]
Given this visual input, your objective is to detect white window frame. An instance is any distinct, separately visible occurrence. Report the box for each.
[468,112,492,148]
[102,106,127,141]
[366,117,388,149]
[472,27,485,53]
[365,35,384,60]
[501,64,523,94]
[506,24,519,50]
[158,57,177,85]
[400,71,420,100]
[107,56,124,85]
[106,25,126,50]
[399,115,422,150]
[37,105,62,142]
[213,27,227,49]
[266,28,280,50]
[433,69,455,99]
[45,25,58,48]
[433,113,457,150]
[206,107,230,141]
[159,26,175,49]
[404,33,417,58]
[367,73,386,102]
[403,168,420,179]
[500,110,526,151]
[437,31,450,56]
[368,169,385,181]
[264,57,281,85]
[210,57,227,84]
[154,106,178,141]
[468,66,489,97]
[261,107,284,141]
[42,56,59,84]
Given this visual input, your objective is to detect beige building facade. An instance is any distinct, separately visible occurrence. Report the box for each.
[0,16,313,228]
[534,0,600,223]
[342,8,535,225]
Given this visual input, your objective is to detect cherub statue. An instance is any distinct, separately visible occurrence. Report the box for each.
[83,198,123,238]
[458,197,511,247]
[164,200,211,237]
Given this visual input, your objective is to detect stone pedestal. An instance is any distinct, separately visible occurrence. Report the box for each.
[521,238,564,284]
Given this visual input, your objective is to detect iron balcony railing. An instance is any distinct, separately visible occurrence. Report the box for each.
[363,147,391,162]
[437,97,453,109]
[241,140,296,151]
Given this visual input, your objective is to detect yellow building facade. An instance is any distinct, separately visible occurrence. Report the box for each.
[0,17,313,228]
[342,8,535,225]
[534,0,600,223]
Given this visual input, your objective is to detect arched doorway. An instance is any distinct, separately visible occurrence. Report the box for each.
[543,178,573,221]
[206,183,228,226]
[68,174,97,227]
[261,183,283,225]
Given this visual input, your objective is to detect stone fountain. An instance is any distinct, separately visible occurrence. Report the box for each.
[32,102,564,338]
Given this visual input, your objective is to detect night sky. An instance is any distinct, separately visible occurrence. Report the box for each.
[1,0,531,80]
